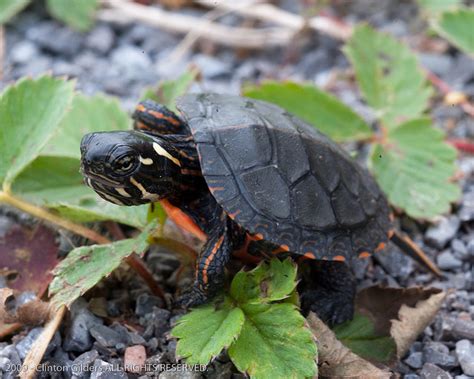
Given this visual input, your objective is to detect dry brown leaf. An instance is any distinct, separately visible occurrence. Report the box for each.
[307,312,391,379]
[0,288,51,326]
[355,286,447,360]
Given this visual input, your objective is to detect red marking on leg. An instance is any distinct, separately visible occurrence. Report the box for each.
[233,234,263,264]
[358,251,371,259]
[160,199,207,241]
[201,235,224,285]
[148,110,181,126]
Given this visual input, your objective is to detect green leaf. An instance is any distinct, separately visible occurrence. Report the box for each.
[172,303,245,365]
[45,93,130,160]
[435,9,474,55]
[344,25,433,129]
[416,0,461,16]
[0,0,30,24]
[12,156,148,228]
[333,314,396,363]
[46,0,97,31]
[243,81,373,142]
[230,258,297,304]
[229,303,317,379]
[370,118,460,219]
[0,76,74,188]
[141,67,200,111]
[50,221,156,308]
[171,259,317,378]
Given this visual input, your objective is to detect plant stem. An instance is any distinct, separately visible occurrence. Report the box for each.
[0,190,109,244]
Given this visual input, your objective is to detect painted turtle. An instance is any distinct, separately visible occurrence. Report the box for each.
[80,94,439,325]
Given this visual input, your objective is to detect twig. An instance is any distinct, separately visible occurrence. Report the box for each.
[20,305,66,379]
[425,70,474,118]
[196,0,353,41]
[98,0,293,48]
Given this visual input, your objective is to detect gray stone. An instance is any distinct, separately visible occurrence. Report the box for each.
[420,363,453,379]
[456,340,474,376]
[468,239,474,257]
[404,375,421,379]
[423,342,458,369]
[193,54,232,79]
[437,251,463,270]
[90,324,125,348]
[426,216,461,249]
[10,40,39,64]
[64,306,104,352]
[17,56,52,77]
[86,25,115,54]
[71,350,99,378]
[135,294,164,317]
[90,359,127,379]
[452,239,468,260]
[111,45,151,73]
[0,345,21,367]
[15,327,43,359]
[159,371,201,379]
[53,61,81,77]
[26,21,82,56]
[405,351,424,369]
[419,53,452,77]
[439,317,474,341]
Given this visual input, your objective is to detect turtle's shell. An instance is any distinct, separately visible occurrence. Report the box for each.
[176,94,392,262]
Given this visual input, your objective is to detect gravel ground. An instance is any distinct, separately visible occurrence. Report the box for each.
[1,1,473,378]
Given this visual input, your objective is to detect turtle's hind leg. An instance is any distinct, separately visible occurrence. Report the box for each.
[299,260,356,326]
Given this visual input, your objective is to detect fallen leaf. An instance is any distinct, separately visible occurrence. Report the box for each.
[355,286,447,360]
[0,288,50,326]
[307,312,391,378]
[0,223,59,295]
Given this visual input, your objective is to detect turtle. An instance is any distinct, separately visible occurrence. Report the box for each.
[80,93,440,325]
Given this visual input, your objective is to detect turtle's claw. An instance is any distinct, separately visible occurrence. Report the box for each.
[175,286,208,308]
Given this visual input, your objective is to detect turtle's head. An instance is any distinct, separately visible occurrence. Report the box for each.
[80,130,184,206]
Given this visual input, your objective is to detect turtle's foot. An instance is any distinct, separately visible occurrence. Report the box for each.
[175,285,209,308]
[301,288,354,326]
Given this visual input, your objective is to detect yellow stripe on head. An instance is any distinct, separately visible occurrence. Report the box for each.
[152,142,181,167]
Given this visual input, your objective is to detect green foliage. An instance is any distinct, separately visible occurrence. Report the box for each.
[371,118,460,219]
[333,314,396,363]
[416,0,461,15]
[172,303,245,364]
[244,81,373,142]
[46,0,97,31]
[344,25,433,129]
[141,67,200,111]
[11,93,148,227]
[171,259,317,379]
[0,0,30,24]
[0,76,74,188]
[435,9,474,55]
[49,221,157,308]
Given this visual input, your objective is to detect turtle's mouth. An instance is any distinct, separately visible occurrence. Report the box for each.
[81,167,123,188]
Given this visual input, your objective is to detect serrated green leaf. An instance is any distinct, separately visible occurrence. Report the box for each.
[344,25,433,129]
[12,156,148,228]
[333,314,396,363]
[243,81,373,142]
[370,118,460,219]
[172,303,245,365]
[229,303,317,379]
[435,9,474,55]
[45,94,130,160]
[49,221,157,308]
[46,0,97,31]
[0,76,75,188]
[230,258,297,304]
[141,67,200,111]
[416,0,461,16]
[0,0,30,24]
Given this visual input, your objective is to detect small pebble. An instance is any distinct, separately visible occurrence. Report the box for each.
[405,352,424,369]
[437,251,463,270]
[90,325,126,348]
[455,340,474,376]
[124,345,146,373]
[420,363,453,379]
[426,216,460,249]
[90,359,127,379]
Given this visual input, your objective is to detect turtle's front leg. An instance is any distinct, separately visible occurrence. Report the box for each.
[176,220,234,307]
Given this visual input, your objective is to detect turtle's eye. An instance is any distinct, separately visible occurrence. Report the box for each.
[112,155,137,173]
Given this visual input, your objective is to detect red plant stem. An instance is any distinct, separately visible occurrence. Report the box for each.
[449,139,474,154]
